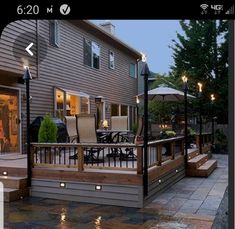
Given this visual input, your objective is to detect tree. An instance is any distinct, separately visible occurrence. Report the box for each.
[38,114,58,143]
[170,20,228,123]
[147,73,184,123]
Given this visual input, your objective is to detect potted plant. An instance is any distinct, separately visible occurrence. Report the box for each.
[160,128,176,139]
[187,127,196,148]
[38,114,58,163]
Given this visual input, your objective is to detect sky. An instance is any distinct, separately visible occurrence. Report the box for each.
[92,20,183,74]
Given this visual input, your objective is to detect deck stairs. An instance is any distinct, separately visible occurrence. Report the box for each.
[186,150,217,177]
[0,168,29,202]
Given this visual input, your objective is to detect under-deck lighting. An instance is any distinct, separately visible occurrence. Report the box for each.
[60,182,66,188]
[158,179,162,184]
[2,171,8,176]
[95,185,102,191]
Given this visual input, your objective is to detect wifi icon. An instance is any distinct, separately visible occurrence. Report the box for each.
[200,4,209,11]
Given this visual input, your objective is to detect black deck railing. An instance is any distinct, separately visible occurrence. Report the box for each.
[32,136,185,174]
[32,143,142,172]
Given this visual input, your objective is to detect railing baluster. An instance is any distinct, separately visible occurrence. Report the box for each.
[54,147,56,164]
[69,147,71,166]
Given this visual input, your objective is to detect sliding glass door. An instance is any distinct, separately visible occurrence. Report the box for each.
[0,87,20,153]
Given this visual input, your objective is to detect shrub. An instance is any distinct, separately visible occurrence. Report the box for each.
[38,114,58,143]
[187,127,196,136]
[160,129,176,138]
[214,129,228,154]
[165,130,176,137]
[132,122,138,135]
[215,129,227,145]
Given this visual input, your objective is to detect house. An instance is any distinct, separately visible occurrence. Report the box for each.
[0,20,142,154]
[0,20,215,207]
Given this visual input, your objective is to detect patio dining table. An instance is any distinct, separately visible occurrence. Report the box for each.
[96,129,132,143]
[96,129,133,158]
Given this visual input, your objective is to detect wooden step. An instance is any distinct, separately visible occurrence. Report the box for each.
[0,176,27,189]
[188,154,208,169]
[0,167,27,177]
[202,144,212,154]
[187,159,217,177]
[187,150,199,160]
[197,160,217,177]
[4,187,29,202]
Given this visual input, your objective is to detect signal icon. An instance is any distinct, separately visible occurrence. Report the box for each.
[200,4,209,10]
[200,4,209,14]
[225,5,234,15]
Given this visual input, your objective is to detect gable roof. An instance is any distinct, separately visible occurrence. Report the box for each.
[69,20,142,60]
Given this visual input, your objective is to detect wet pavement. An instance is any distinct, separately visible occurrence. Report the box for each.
[146,154,228,216]
[3,154,228,229]
[4,197,199,229]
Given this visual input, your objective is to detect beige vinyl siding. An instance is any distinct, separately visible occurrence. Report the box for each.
[0,20,139,152]
[0,20,37,77]
[32,20,137,117]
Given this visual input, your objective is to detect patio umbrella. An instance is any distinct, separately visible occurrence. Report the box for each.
[138,85,196,102]
[137,85,196,128]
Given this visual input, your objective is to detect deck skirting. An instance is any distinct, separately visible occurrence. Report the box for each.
[31,179,144,208]
[144,164,185,205]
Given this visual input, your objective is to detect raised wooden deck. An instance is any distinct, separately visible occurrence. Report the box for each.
[0,134,216,207]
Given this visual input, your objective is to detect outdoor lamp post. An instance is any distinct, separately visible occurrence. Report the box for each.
[23,66,32,187]
[182,75,188,167]
[210,94,215,147]
[141,61,150,197]
[198,82,203,154]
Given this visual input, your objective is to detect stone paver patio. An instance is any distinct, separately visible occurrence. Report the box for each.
[145,154,228,228]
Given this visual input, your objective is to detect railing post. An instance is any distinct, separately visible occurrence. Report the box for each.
[157,144,162,166]
[171,141,175,160]
[196,135,200,149]
[181,139,184,155]
[137,146,143,174]
[77,145,84,172]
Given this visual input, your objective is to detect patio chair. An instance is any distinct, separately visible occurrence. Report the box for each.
[111,116,128,130]
[119,115,144,161]
[111,116,128,143]
[64,116,78,143]
[76,114,103,163]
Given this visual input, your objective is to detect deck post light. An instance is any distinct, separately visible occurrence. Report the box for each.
[182,75,188,167]
[198,82,203,154]
[141,60,150,197]
[23,66,32,187]
[210,94,215,149]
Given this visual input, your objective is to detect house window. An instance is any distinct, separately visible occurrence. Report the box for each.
[129,63,136,78]
[109,50,115,69]
[83,38,100,69]
[55,88,65,119]
[80,97,89,114]
[54,88,90,119]
[121,105,128,116]
[49,20,59,47]
[111,104,119,116]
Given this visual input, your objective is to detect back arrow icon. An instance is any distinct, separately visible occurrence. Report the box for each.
[25,43,34,56]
